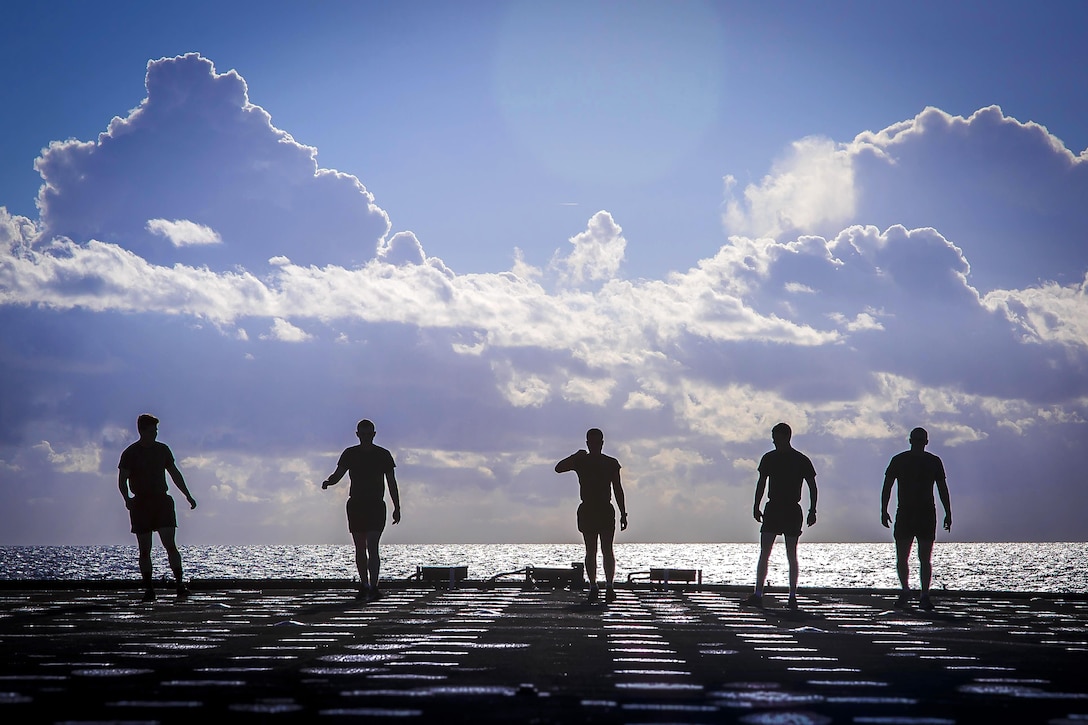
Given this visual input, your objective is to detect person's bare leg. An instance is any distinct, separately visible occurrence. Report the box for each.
[351,531,370,596]
[600,530,616,586]
[917,538,935,594]
[600,528,617,601]
[136,532,154,594]
[583,532,599,592]
[158,527,184,584]
[895,538,913,592]
[784,535,800,599]
[755,532,776,595]
[366,530,382,592]
[893,537,914,606]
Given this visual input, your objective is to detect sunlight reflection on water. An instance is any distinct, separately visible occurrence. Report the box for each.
[0,542,1084,593]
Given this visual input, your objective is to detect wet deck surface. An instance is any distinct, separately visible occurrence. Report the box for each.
[1,582,1087,723]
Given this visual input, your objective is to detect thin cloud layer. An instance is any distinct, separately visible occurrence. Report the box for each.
[1,55,1085,545]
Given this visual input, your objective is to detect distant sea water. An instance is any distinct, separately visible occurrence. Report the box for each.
[1,543,1085,594]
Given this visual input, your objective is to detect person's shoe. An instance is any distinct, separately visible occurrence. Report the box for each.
[355,585,370,601]
[741,592,763,608]
[787,595,798,610]
[368,587,382,602]
[605,587,617,603]
[893,592,911,609]
[141,588,156,603]
[176,584,190,600]
[587,586,599,602]
[919,593,935,611]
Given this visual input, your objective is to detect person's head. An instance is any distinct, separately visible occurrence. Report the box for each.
[909,427,928,447]
[356,419,376,442]
[771,422,792,447]
[586,428,604,453]
[137,413,159,442]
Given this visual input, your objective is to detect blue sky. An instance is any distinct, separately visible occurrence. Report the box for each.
[1,0,1086,546]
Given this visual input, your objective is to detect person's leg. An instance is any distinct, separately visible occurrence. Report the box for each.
[351,531,370,595]
[895,537,913,590]
[158,528,183,581]
[600,529,616,586]
[136,532,154,590]
[582,532,599,590]
[893,536,914,606]
[916,538,934,594]
[365,530,382,592]
[784,535,800,599]
[755,532,776,596]
[600,528,617,600]
[158,527,189,597]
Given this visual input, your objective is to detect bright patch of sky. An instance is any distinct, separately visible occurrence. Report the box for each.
[1,1,1086,546]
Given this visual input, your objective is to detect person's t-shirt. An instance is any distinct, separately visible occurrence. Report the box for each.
[119,441,174,498]
[886,451,946,512]
[758,447,816,506]
[571,453,621,506]
[337,443,396,502]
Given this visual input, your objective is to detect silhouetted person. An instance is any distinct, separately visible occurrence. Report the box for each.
[744,422,817,609]
[555,428,627,602]
[323,419,401,601]
[118,413,197,602]
[881,427,952,610]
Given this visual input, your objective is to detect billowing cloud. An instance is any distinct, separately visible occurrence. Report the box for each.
[727,105,1088,291]
[146,218,221,247]
[1,56,1085,545]
[552,210,626,286]
[32,53,390,273]
[724,135,857,239]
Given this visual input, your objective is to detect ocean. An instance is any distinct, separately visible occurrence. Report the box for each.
[1,542,1085,593]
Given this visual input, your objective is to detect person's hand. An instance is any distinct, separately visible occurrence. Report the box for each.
[321,480,331,490]
[806,510,817,527]
[575,449,588,457]
[881,511,892,528]
[392,507,402,525]
[753,506,763,523]
[943,514,952,531]
[619,512,628,531]
[187,496,197,510]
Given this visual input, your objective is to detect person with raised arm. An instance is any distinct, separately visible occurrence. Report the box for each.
[323,419,401,601]
[555,428,627,603]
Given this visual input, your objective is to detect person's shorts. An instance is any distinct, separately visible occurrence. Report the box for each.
[347,497,386,534]
[129,495,177,534]
[894,507,937,542]
[577,501,616,535]
[761,502,803,538]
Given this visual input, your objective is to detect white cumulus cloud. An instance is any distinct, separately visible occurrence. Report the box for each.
[146,218,221,247]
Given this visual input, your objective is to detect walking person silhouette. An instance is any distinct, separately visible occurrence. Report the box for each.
[323,419,401,601]
[555,428,627,602]
[744,422,817,610]
[881,427,952,610]
[118,413,197,602]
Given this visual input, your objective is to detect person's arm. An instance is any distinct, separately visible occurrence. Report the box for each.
[322,464,348,489]
[167,461,197,509]
[118,469,133,509]
[613,469,627,531]
[752,473,767,522]
[555,450,586,473]
[387,469,401,524]
[936,477,952,531]
[805,475,818,526]
[880,471,894,528]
